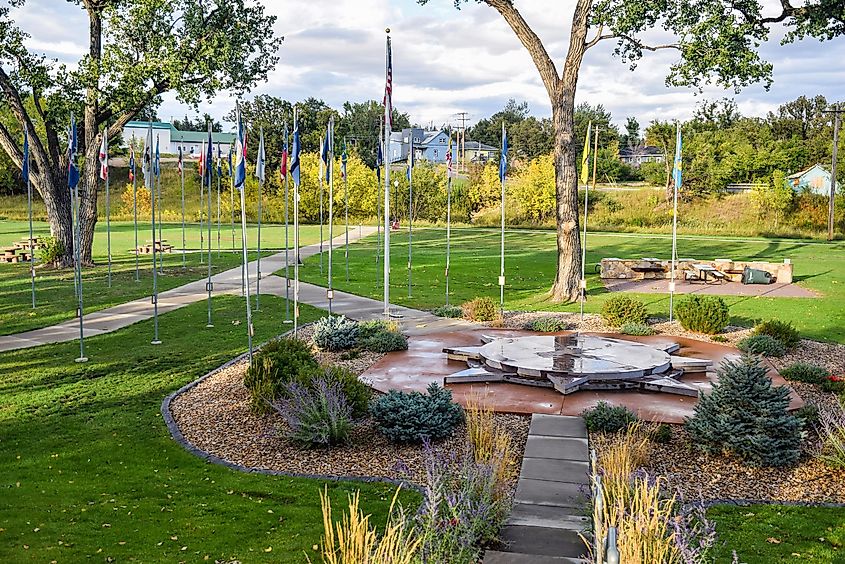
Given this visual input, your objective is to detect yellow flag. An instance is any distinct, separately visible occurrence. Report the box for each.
[580,121,591,186]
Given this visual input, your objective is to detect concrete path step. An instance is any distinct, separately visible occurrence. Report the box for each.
[488,413,591,562]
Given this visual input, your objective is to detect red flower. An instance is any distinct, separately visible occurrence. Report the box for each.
[828,375,843,382]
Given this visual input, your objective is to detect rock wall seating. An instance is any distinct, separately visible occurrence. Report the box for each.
[600,258,793,284]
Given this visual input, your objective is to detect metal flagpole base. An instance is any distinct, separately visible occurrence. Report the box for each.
[283,320,294,324]
[151,340,162,346]
[75,357,88,363]
[206,324,214,328]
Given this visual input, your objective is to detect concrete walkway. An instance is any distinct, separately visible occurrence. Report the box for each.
[0,227,471,352]
[484,414,590,563]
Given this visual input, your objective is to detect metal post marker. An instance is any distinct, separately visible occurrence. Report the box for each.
[104,129,111,288]
[344,138,350,283]
[293,109,301,336]
[217,145,221,258]
[239,179,254,365]
[156,138,163,274]
[499,122,507,315]
[407,135,413,298]
[72,157,86,362]
[383,29,392,318]
[669,123,681,322]
[327,119,334,314]
[319,136,325,276]
[200,139,205,266]
[445,136,452,305]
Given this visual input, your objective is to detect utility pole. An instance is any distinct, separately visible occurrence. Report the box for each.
[824,103,843,241]
[455,112,469,173]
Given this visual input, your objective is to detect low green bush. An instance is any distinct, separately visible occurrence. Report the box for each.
[620,322,655,336]
[674,295,730,334]
[370,383,464,443]
[601,295,648,327]
[39,236,63,265]
[312,315,359,351]
[462,297,500,322]
[820,375,845,394]
[651,423,673,444]
[361,330,408,353]
[321,365,372,417]
[794,404,819,426]
[243,338,320,414]
[582,401,638,433]
[737,334,787,357]
[754,319,801,348]
[526,316,571,332]
[779,362,829,384]
[432,304,463,318]
[711,335,728,343]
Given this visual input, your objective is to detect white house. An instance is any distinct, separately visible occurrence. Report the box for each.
[122,121,236,156]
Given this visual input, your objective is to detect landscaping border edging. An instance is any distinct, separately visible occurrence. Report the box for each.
[160,323,422,493]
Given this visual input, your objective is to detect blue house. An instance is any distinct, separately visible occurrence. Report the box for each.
[388,127,452,164]
[785,164,838,196]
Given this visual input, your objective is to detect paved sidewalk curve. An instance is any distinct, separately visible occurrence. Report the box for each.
[0,226,471,352]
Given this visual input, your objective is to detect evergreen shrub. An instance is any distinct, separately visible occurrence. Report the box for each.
[432,304,463,318]
[601,295,648,327]
[685,356,802,467]
[674,295,730,334]
[737,334,787,357]
[526,316,571,332]
[754,319,800,348]
[312,315,359,351]
[779,362,829,384]
[582,401,638,433]
[370,383,464,443]
[462,297,499,322]
[244,338,319,413]
[620,322,655,336]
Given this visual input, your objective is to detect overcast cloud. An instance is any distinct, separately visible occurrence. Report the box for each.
[10,0,845,131]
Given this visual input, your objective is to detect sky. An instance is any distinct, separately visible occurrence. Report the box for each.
[10,0,845,132]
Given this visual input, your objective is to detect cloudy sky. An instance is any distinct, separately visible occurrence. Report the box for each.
[10,0,845,131]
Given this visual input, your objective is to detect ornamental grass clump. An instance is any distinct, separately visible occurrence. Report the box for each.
[370,383,463,443]
[244,337,319,414]
[674,294,730,334]
[737,334,787,357]
[270,377,352,448]
[318,486,420,564]
[601,294,649,327]
[685,355,802,467]
[465,396,518,488]
[817,403,845,469]
[313,315,359,351]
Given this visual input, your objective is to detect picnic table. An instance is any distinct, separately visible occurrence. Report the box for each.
[686,263,726,285]
[1,246,32,263]
[135,240,174,254]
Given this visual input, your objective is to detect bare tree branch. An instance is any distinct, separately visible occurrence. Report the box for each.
[0,65,52,176]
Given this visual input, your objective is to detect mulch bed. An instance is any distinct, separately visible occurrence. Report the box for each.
[169,325,530,485]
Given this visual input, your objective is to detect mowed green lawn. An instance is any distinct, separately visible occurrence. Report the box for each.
[0,220,324,335]
[0,295,417,562]
[709,504,845,563]
[298,227,845,343]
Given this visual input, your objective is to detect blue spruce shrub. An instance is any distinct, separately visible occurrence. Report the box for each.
[370,383,464,443]
[312,315,359,351]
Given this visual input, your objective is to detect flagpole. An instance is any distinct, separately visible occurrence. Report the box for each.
[239,176,254,364]
[327,119,335,314]
[319,136,325,277]
[582,124,598,321]
[293,108,301,336]
[230,146,235,253]
[200,140,205,265]
[149,123,161,345]
[70,128,87,362]
[206,124,214,328]
[156,137,163,275]
[383,29,392,317]
[256,127,264,312]
[376,126,382,267]
[669,123,681,322]
[499,122,507,315]
[445,136,452,306]
[25,130,35,308]
[217,145,221,258]
[181,148,186,269]
[407,135,413,299]
[104,129,112,288]
[283,121,292,323]
[343,137,349,283]
[132,137,139,282]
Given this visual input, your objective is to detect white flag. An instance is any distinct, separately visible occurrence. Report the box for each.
[256,127,266,183]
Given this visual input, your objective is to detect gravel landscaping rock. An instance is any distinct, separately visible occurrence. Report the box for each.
[168,327,530,485]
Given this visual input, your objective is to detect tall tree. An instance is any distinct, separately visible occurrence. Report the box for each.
[621,116,640,150]
[419,0,845,301]
[0,0,280,266]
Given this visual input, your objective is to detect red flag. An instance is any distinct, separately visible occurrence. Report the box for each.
[98,134,108,180]
[280,149,287,180]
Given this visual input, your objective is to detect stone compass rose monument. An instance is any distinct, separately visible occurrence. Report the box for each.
[443,333,712,397]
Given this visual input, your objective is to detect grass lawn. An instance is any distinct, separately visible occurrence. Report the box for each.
[709,504,845,563]
[0,221,325,335]
[297,227,845,343]
[0,295,417,562]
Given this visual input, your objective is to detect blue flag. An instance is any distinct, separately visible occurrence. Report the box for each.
[291,118,301,186]
[499,124,508,183]
[320,131,330,182]
[227,145,233,179]
[67,115,80,191]
[205,127,214,186]
[234,106,246,189]
[22,129,29,185]
[672,124,682,191]
[154,135,160,177]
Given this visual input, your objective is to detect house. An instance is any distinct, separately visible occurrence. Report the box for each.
[463,140,497,163]
[388,128,455,164]
[785,164,838,196]
[618,145,665,168]
[122,121,236,157]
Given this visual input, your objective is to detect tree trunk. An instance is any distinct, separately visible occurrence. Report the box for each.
[549,93,582,302]
[37,170,75,268]
[79,6,103,266]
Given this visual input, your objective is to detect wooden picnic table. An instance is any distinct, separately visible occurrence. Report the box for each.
[687,263,726,285]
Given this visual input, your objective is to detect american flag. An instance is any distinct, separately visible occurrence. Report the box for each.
[384,35,392,129]
[98,133,108,180]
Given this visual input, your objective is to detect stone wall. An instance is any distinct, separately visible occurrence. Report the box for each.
[600,258,793,284]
